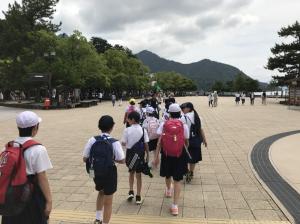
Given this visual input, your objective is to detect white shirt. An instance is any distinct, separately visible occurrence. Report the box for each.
[83,133,125,162]
[183,112,204,132]
[156,119,190,139]
[121,124,149,149]
[14,137,53,175]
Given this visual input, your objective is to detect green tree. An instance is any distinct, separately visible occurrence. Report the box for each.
[211,81,224,92]
[90,37,112,54]
[266,21,300,85]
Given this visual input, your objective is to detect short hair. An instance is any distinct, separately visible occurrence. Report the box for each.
[18,126,36,137]
[169,112,181,119]
[130,101,135,105]
[98,115,115,132]
[128,111,140,123]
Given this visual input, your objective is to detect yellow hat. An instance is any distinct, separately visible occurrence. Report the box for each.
[129,98,135,104]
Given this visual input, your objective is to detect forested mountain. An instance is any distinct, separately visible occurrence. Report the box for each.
[137,50,251,90]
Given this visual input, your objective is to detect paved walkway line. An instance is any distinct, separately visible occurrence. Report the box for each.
[250,130,300,224]
[51,210,290,224]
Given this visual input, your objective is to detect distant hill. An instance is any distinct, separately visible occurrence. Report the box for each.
[137,50,257,90]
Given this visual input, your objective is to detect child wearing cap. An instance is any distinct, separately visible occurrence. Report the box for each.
[154,104,189,216]
[2,111,53,224]
[83,115,125,224]
[123,98,140,127]
[121,111,150,205]
[142,106,160,166]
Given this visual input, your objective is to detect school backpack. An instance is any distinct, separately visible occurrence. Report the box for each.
[87,136,117,177]
[127,105,136,114]
[185,116,203,148]
[126,129,145,171]
[0,140,41,216]
[161,119,185,157]
[147,117,160,140]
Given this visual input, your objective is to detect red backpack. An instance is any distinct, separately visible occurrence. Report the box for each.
[161,119,185,157]
[0,140,40,216]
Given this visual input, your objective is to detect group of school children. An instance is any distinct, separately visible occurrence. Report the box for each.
[0,97,207,224]
[82,97,207,224]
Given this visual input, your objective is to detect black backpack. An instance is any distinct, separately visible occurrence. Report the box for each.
[86,136,117,177]
[125,129,145,171]
[185,116,203,148]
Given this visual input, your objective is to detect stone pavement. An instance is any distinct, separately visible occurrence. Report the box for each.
[270,133,300,194]
[0,96,300,223]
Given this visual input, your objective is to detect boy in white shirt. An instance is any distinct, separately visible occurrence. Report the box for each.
[121,111,149,205]
[2,111,53,224]
[83,115,125,224]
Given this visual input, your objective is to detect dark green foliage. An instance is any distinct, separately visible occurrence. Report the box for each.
[211,74,260,92]
[154,72,197,93]
[266,21,300,85]
[137,50,248,90]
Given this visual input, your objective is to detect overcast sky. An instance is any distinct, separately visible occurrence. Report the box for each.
[1,0,300,82]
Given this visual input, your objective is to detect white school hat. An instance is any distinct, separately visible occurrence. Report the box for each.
[168,103,181,113]
[16,111,42,128]
[146,106,155,114]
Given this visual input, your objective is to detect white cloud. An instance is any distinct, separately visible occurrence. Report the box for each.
[1,0,300,82]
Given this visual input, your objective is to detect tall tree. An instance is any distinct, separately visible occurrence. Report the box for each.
[90,37,112,54]
[266,21,300,85]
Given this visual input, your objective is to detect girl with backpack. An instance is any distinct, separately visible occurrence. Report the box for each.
[153,103,189,216]
[142,106,160,167]
[181,103,207,183]
[123,98,140,127]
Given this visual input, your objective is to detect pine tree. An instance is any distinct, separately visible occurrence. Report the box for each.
[266,21,300,85]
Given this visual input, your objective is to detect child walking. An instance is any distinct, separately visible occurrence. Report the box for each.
[142,106,160,167]
[154,103,189,216]
[1,111,53,224]
[122,111,150,204]
[83,115,125,224]
[181,102,207,183]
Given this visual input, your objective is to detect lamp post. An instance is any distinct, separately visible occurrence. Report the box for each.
[44,51,56,98]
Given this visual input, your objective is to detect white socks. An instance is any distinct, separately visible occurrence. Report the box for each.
[96,210,103,221]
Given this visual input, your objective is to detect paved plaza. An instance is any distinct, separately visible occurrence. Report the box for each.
[1,96,300,223]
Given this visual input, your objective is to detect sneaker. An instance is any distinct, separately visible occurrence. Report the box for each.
[94,219,102,224]
[186,171,192,183]
[127,190,134,202]
[135,195,142,205]
[170,205,179,216]
[165,188,172,198]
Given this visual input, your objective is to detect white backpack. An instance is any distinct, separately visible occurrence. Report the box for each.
[147,117,160,140]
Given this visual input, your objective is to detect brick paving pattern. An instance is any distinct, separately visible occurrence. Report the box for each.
[1,96,299,222]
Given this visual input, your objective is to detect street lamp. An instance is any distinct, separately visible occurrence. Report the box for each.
[44,51,56,98]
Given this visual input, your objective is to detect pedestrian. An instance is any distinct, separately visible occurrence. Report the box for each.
[241,92,246,105]
[0,91,3,101]
[208,93,213,107]
[181,103,207,183]
[142,106,160,167]
[1,111,53,224]
[149,93,160,119]
[98,92,103,103]
[121,111,150,205]
[235,93,240,105]
[162,97,176,122]
[123,98,140,127]
[154,104,189,216]
[262,91,267,105]
[250,92,255,105]
[213,91,218,107]
[83,115,125,224]
[118,93,123,106]
[111,94,116,107]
